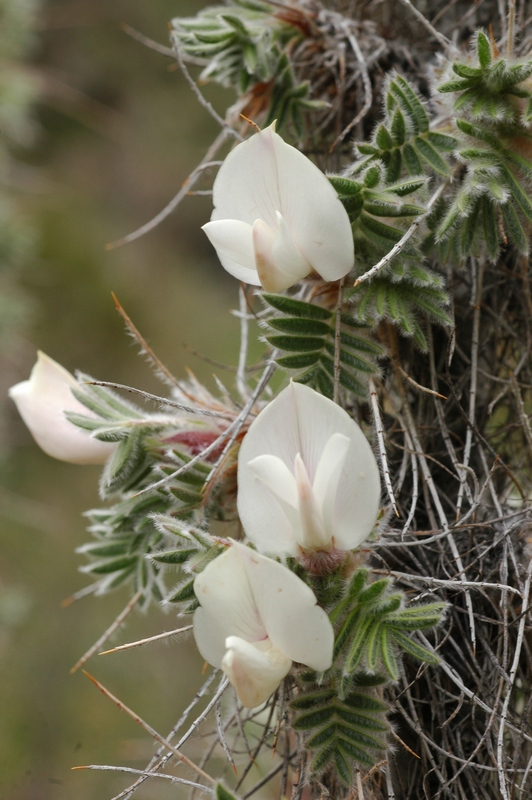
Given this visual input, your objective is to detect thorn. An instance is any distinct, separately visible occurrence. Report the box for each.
[239,114,261,132]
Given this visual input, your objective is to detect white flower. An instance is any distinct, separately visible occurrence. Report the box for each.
[193,541,334,708]
[237,382,381,558]
[8,351,116,464]
[202,123,354,292]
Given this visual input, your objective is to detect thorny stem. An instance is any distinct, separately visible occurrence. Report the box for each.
[99,625,193,655]
[174,46,244,142]
[86,380,235,420]
[393,366,477,651]
[396,0,454,50]
[70,590,142,674]
[369,377,398,515]
[507,0,517,56]
[105,132,227,249]
[73,765,213,794]
[456,259,485,518]
[497,558,532,799]
[203,358,277,490]
[331,22,373,150]
[82,671,217,785]
[111,671,221,800]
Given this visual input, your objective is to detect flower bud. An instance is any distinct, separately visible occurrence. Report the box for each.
[8,351,116,464]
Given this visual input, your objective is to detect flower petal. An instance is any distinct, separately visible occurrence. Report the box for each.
[207,123,354,286]
[312,432,350,537]
[235,543,334,671]
[252,213,312,292]
[193,545,266,668]
[247,454,301,550]
[270,128,354,281]
[238,382,381,554]
[209,124,281,228]
[202,219,260,284]
[222,636,291,708]
[293,453,330,551]
[8,351,116,465]
[247,454,298,508]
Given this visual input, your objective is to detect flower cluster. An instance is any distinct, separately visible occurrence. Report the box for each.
[8,127,383,709]
[195,384,381,707]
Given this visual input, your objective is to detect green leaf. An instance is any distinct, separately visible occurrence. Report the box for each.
[375,124,394,150]
[452,62,481,79]
[501,199,528,252]
[370,201,423,218]
[380,627,399,680]
[216,783,241,800]
[151,548,198,565]
[438,79,473,93]
[291,689,336,710]
[170,487,203,507]
[83,555,138,575]
[340,330,384,355]
[336,708,389,732]
[357,143,379,155]
[426,131,457,151]
[334,747,353,782]
[523,97,532,124]
[306,723,336,748]
[294,688,389,780]
[437,204,460,239]
[403,142,423,174]
[364,165,381,188]
[391,108,406,145]
[337,736,377,766]
[481,197,500,260]
[390,631,441,664]
[64,412,105,432]
[345,618,374,673]
[500,164,532,221]
[292,705,336,730]
[77,539,132,558]
[266,335,325,352]
[167,578,196,603]
[357,578,390,604]
[276,352,322,369]
[334,608,362,658]
[320,358,367,396]
[366,621,382,671]
[387,176,427,196]
[414,136,449,175]
[359,213,403,245]
[315,367,334,397]
[310,743,336,774]
[262,293,332,320]
[267,317,330,336]
[101,429,146,493]
[385,148,402,182]
[390,76,428,133]
[329,176,363,195]
[74,378,143,418]
[103,564,137,590]
[476,30,492,68]
[324,343,377,373]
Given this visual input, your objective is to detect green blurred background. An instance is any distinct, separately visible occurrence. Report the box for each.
[0,2,245,797]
